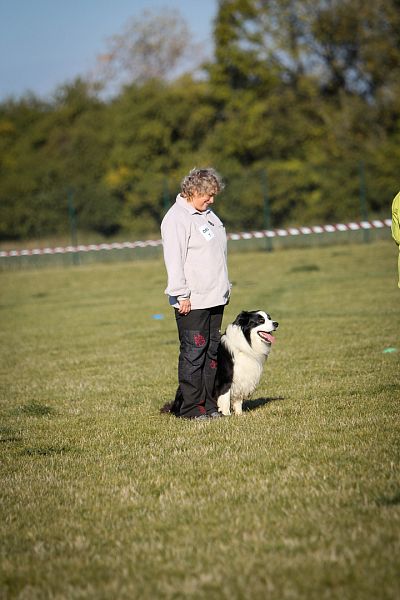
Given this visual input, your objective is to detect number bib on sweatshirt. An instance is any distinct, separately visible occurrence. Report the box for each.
[198,224,215,241]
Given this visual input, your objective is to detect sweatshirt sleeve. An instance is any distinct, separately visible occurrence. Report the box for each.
[392,192,400,246]
[161,212,191,298]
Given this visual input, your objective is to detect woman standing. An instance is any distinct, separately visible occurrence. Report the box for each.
[161,168,231,419]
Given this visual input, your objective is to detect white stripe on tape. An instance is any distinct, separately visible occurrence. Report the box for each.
[1,219,391,257]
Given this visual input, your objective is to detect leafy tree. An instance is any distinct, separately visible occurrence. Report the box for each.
[211,0,400,100]
[308,0,400,100]
[0,80,119,239]
[207,0,400,225]
[0,96,55,239]
[103,76,218,235]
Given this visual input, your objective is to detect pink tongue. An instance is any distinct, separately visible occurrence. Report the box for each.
[260,332,276,343]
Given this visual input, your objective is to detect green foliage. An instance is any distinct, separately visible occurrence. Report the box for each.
[0,1,399,241]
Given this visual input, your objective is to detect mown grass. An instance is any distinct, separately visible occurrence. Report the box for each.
[0,240,399,600]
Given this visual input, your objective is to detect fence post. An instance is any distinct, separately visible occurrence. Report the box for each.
[261,169,273,252]
[359,160,369,243]
[68,189,79,265]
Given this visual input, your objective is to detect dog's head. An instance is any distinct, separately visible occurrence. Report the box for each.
[233,310,278,352]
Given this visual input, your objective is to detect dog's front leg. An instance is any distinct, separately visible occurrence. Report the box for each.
[232,400,243,415]
[217,391,231,416]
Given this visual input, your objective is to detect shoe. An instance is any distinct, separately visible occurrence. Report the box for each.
[193,414,210,421]
[209,411,224,418]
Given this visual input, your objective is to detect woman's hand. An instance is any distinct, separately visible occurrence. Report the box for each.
[178,299,191,315]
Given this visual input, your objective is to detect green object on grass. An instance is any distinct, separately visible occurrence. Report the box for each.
[383,347,398,353]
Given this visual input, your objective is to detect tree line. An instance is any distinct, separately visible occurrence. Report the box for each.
[1,0,399,241]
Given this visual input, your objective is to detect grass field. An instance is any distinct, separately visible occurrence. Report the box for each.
[1,240,399,599]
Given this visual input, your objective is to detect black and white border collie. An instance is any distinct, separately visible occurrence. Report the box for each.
[215,310,278,415]
[162,310,278,417]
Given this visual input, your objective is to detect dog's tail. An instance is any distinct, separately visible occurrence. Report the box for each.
[160,389,183,416]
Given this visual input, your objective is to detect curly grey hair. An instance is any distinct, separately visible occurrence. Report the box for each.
[180,168,225,200]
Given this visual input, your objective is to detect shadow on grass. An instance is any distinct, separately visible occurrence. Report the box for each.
[376,492,400,507]
[21,445,73,457]
[0,426,23,443]
[14,402,56,417]
[289,264,320,273]
[243,396,285,412]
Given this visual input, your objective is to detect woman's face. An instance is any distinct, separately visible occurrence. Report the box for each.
[190,192,215,212]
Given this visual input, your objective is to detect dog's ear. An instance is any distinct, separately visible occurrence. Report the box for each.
[233,311,249,326]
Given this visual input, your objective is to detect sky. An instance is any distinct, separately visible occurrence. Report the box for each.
[0,0,218,101]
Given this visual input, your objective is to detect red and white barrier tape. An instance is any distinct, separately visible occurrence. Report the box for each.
[0,219,392,258]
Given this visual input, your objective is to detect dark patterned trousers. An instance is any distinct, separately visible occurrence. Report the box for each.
[174,305,224,418]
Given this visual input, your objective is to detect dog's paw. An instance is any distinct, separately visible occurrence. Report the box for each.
[217,392,231,416]
[232,401,243,416]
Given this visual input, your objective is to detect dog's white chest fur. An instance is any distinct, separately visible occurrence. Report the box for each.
[231,351,265,400]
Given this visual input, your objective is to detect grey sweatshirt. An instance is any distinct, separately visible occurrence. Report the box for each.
[161,194,231,309]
